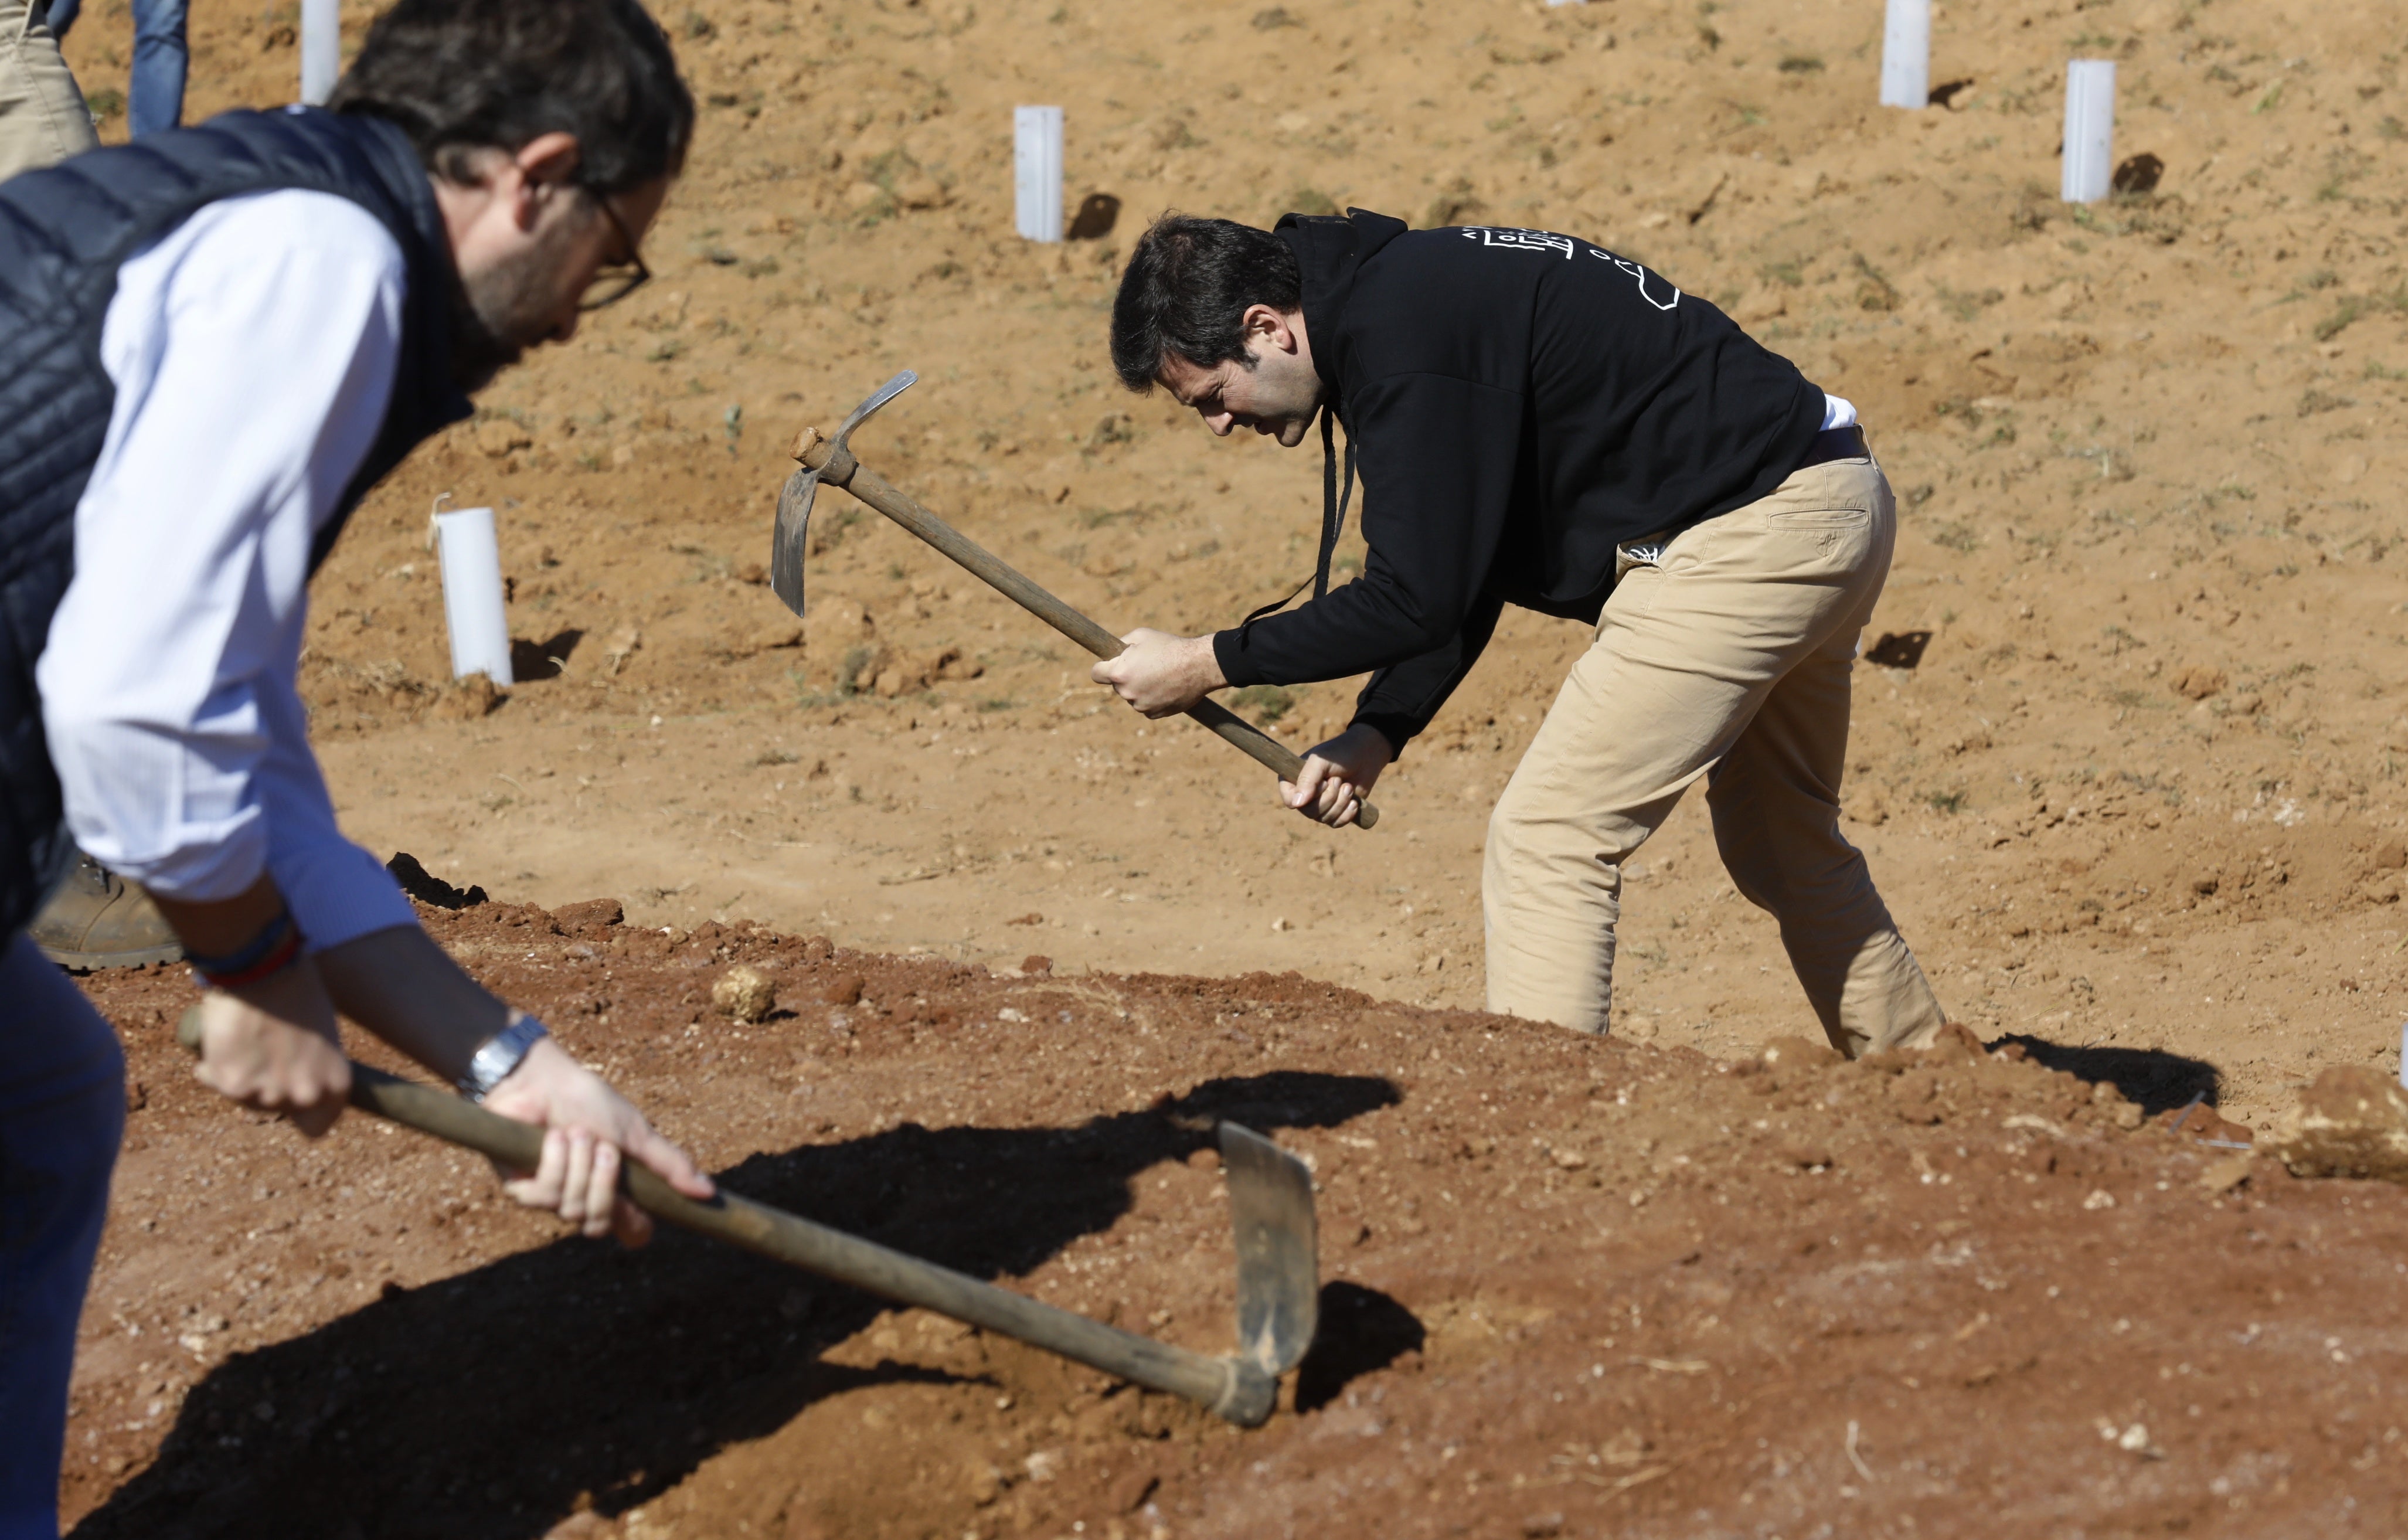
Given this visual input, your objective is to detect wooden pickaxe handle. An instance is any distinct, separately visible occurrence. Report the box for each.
[174,1009,1282,1424]
[793,429,1379,831]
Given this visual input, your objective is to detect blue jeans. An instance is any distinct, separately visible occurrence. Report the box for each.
[0,932,123,1540]
[40,0,182,136]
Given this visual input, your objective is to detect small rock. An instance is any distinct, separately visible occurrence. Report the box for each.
[964,1460,1002,1507]
[749,621,805,653]
[475,418,533,457]
[818,973,865,1007]
[1109,1468,1160,1512]
[2170,665,2227,701]
[553,897,624,930]
[893,172,948,210]
[712,965,776,1023]
[427,672,505,721]
[2268,1067,2408,1181]
[2199,1153,2256,1194]
[1522,1514,1565,1538]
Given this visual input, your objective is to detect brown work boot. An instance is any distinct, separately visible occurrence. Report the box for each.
[30,854,184,970]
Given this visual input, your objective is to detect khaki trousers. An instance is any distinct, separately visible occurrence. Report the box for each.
[0,0,94,185]
[1482,451,1947,1059]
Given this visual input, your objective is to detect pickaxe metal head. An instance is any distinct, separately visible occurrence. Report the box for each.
[770,369,917,616]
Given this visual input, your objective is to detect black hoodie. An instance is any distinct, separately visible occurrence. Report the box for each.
[1209,210,1828,752]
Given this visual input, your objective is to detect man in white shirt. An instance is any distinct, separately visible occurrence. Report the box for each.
[0,2,716,1532]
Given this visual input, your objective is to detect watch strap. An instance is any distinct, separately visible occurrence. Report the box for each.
[458,1015,549,1102]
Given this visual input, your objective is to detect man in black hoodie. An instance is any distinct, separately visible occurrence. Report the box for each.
[1095,210,1947,1059]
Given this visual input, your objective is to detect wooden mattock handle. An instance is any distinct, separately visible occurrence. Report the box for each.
[796,432,1379,830]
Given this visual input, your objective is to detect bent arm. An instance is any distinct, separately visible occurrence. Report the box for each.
[41,191,406,920]
[1349,590,1507,753]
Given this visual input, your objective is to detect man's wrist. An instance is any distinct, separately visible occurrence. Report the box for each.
[188,907,304,989]
[1188,633,1229,693]
[459,1014,549,1102]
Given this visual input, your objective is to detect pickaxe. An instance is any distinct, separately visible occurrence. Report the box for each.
[177,1011,1320,1425]
[770,370,1380,829]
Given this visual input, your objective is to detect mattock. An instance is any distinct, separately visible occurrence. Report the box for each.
[176,1011,1321,1425]
[770,370,1380,829]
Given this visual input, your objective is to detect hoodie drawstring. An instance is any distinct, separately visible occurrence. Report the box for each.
[1239,405,1355,633]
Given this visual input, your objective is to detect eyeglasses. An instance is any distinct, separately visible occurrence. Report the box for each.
[577,187,652,312]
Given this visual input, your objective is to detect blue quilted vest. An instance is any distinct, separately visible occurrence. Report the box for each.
[0,107,471,939]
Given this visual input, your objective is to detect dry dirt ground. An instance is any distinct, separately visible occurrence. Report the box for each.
[45,0,2408,1531]
[55,906,2408,1539]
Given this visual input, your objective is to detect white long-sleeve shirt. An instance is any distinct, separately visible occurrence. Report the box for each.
[36,188,420,950]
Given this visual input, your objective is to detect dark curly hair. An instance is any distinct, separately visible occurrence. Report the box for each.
[1110,213,1302,392]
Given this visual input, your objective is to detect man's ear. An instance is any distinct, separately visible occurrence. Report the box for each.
[1240,303,1301,356]
[509,131,586,226]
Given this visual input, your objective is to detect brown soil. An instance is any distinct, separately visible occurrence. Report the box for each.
[46,0,2408,1531]
[57,902,2408,1539]
[63,0,2408,1128]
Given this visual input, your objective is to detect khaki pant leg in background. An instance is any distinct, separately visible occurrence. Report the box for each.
[1482,453,1947,1056]
[1699,470,1948,1058]
[0,0,96,185]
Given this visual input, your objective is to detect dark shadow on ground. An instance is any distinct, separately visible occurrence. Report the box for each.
[508,628,584,682]
[1294,1282,1426,1413]
[72,1070,1397,1540]
[1990,1034,2220,1115]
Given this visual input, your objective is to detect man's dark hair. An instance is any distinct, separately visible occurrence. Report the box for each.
[328,0,693,195]
[1110,213,1301,392]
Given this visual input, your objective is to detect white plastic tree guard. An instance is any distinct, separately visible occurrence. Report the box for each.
[300,0,339,106]
[2062,59,2117,203]
[1879,0,1930,110]
[433,506,514,687]
[1014,106,1064,243]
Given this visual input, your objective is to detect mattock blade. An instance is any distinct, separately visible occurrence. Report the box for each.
[770,370,917,620]
[770,465,818,617]
[1220,1121,1320,1378]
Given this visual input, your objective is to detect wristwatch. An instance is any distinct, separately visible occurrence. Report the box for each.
[458,1014,550,1102]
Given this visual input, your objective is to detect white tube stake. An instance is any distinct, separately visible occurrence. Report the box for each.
[300,0,339,106]
[1879,0,1929,110]
[433,506,513,688]
[2062,59,2116,203]
[1013,106,1064,243]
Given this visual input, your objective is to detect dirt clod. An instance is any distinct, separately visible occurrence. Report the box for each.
[710,964,776,1022]
[817,972,865,1006]
[2269,1067,2408,1181]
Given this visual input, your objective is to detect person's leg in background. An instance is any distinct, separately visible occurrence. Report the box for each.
[0,932,125,1540]
[0,0,97,183]
[1481,550,1696,1035]
[1484,454,1948,1046]
[1703,458,1949,1058]
[125,0,181,135]
[34,0,70,36]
